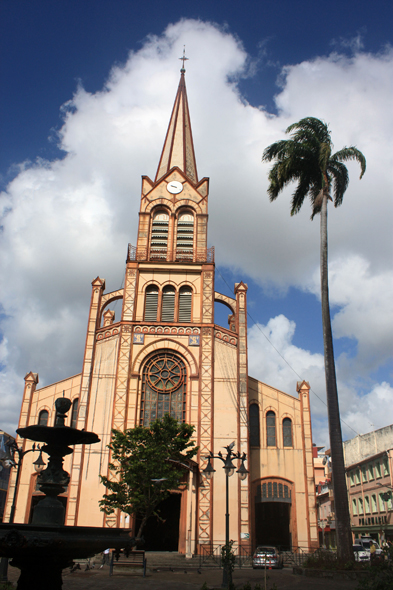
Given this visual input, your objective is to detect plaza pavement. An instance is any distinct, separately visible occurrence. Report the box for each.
[8,564,360,589]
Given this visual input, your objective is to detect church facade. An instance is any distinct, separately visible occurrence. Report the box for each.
[5,68,318,554]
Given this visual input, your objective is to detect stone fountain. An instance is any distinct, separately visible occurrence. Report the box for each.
[0,397,136,589]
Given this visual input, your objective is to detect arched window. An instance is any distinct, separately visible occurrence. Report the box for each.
[283,418,293,447]
[161,286,175,322]
[178,286,192,322]
[144,285,159,321]
[140,352,186,426]
[249,404,260,446]
[70,398,79,429]
[176,212,194,261]
[38,410,49,426]
[150,210,169,260]
[266,411,276,447]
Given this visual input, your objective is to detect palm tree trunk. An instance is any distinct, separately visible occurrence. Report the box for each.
[320,193,353,562]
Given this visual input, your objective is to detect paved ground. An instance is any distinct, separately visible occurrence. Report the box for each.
[8,564,361,589]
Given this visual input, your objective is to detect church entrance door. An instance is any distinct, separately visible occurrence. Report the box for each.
[136,493,181,551]
[255,502,291,550]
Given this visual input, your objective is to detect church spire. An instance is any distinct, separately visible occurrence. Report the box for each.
[155,52,198,184]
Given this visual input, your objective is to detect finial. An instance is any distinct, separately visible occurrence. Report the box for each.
[179,46,189,73]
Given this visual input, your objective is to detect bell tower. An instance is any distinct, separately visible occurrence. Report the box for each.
[67,58,250,552]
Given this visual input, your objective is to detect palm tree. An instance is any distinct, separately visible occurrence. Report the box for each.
[262,117,366,562]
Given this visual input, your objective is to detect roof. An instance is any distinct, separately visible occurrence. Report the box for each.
[155,71,198,183]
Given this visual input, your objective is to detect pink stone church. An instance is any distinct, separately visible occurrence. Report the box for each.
[6,65,318,555]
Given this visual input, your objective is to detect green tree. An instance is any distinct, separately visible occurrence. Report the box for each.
[99,414,198,538]
[262,117,366,563]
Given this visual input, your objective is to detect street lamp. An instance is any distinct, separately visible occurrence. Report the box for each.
[0,440,46,581]
[202,442,248,589]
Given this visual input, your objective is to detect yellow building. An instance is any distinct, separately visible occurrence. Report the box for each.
[5,67,318,554]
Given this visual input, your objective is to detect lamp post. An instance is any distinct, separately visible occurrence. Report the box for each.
[202,442,248,589]
[0,441,45,581]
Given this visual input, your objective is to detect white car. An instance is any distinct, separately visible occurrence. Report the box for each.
[353,544,370,562]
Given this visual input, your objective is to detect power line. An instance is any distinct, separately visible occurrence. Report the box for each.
[215,266,359,437]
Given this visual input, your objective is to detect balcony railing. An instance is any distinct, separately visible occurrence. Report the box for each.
[127,244,214,263]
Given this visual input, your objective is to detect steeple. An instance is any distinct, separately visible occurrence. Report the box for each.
[155,56,198,184]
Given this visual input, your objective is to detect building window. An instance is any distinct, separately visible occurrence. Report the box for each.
[375,462,382,478]
[38,410,49,426]
[266,411,276,447]
[70,398,79,429]
[371,494,378,513]
[350,471,355,486]
[358,497,364,515]
[383,457,390,476]
[178,286,192,322]
[176,212,194,261]
[150,210,169,260]
[144,285,159,321]
[140,352,186,426]
[361,466,367,483]
[355,469,361,484]
[249,404,260,447]
[352,498,358,516]
[282,418,293,447]
[379,493,386,512]
[368,464,374,480]
[161,286,176,322]
[365,496,370,514]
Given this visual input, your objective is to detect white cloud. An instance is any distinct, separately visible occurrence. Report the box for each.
[307,256,393,377]
[0,20,392,443]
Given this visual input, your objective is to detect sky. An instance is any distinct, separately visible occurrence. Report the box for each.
[0,0,392,447]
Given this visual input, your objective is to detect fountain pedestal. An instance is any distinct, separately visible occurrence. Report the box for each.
[0,398,138,589]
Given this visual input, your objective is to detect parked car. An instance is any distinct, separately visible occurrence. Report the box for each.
[252,546,283,569]
[353,544,370,562]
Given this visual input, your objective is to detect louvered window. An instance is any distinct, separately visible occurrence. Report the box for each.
[144,286,159,321]
[283,417,293,447]
[161,286,175,322]
[249,404,260,446]
[176,212,194,261]
[178,287,192,322]
[150,211,169,260]
[38,410,49,426]
[266,411,276,447]
[70,398,79,429]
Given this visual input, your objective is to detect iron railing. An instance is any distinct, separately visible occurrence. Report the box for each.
[199,544,252,568]
[127,244,214,263]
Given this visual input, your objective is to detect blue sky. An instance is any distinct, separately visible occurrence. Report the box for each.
[0,1,392,443]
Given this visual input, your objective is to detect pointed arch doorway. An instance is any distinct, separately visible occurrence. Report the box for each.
[135,493,181,551]
[252,478,296,551]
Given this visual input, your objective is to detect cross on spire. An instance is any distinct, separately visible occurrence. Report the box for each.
[179,46,189,73]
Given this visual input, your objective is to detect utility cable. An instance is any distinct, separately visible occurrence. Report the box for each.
[215,266,359,437]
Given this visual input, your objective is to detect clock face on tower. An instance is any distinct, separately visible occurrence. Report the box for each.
[166,181,183,194]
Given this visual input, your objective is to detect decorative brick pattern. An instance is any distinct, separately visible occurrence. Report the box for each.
[134,326,200,335]
[202,271,213,323]
[122,268,137,321]
[214,330,237,347]
[198,326,213,544]
[235,283,250,542]
[104,324,132,528]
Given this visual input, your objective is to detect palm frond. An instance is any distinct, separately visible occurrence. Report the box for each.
[262,140,290,162]
[287,117,331,145]
[332,147,366,179]
[290,173,311,216]
[327,161,349,207]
